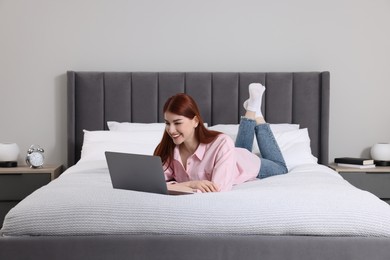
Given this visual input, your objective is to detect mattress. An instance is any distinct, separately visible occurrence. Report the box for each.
[2,162,390,237]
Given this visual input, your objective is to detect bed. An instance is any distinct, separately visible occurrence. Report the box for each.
[1,71,390,260]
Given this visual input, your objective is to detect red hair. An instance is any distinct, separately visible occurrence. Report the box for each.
[153,93,221,169]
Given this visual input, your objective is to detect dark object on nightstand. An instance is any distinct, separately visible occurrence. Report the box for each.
[375,160,390,166]
[0,161,17,167]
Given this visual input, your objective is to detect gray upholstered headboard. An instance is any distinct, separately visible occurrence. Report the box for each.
[67,71,330,167]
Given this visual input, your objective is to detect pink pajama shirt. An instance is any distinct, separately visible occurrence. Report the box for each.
[164,134,260,191]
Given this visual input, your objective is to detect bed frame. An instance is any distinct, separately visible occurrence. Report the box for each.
[67,71,330,167]
[1,71,390,260]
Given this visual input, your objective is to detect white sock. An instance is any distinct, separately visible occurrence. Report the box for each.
[243,83,265,117]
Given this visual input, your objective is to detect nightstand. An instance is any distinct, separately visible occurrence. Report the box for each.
[329,163,390,203]
[0,164,63,228]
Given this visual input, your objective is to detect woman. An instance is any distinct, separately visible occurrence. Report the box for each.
[154,83,288,192]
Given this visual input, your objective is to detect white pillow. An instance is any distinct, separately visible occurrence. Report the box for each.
[273,128,318,170]
[208,123,299,134]
[107,122,298,157]
[82,123,316,170]
[208,124,317,170]
[78,130,162,163]
[208,123,299,154]
[107,122,166,132]
[107,121,208,131]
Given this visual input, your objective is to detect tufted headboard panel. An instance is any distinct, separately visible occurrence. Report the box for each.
[67,71,330,167]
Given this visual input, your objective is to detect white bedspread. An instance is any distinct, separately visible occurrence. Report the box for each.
[2,162,390,237]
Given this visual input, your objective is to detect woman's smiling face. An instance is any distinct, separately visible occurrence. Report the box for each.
[164,111,198,145]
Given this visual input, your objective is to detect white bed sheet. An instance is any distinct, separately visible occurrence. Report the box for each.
[2,162,390,237]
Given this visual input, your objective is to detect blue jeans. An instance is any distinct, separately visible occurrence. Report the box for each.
[235,117,288,179]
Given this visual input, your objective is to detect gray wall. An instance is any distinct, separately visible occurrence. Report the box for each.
[0,0,389,167]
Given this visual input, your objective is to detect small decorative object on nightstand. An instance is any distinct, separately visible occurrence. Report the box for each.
[371,143,390,166]
[0,143,20,167]
[329,163,390,203]
[25,145,45,168]
[0,164,63,228]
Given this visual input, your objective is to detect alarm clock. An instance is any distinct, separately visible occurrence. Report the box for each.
[26,145,44,168]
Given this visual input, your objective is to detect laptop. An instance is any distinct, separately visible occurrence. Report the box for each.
[105,151,195,195]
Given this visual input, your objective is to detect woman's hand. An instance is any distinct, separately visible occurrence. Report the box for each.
[183,180,219,193]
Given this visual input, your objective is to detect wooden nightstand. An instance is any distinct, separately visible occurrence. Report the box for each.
[0,164,63,228]
[329,163,390,203]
